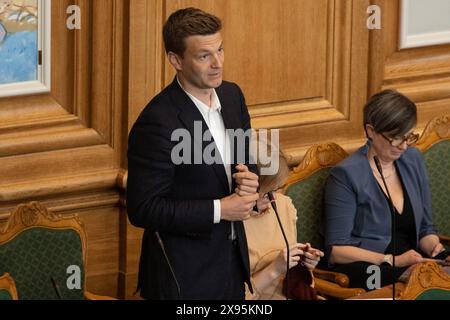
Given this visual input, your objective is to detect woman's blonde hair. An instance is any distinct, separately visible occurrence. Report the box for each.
[257,140,291,195]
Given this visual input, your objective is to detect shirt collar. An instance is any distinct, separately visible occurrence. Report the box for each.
[177,77,222,116]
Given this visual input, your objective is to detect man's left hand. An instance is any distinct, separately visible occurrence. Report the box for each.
[233,164,259,196]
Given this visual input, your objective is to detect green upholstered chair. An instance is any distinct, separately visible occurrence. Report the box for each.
[399,261,450,300]
[0,202,114,300]
[0,273,18,300]
[415,289,450,300]
[416,115,450,248]
[283,143,366,299]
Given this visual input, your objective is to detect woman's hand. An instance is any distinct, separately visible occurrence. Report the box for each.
[396,250,424,267]
[252,192,273,216]
[273,244,305,275]
[273,243,325,277]
[300,243,324,271]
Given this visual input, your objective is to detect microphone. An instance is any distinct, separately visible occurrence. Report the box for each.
[155,231,181,300]
[373,156,397,300]
[267,191,290,300]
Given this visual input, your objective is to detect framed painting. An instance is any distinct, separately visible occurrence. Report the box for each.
[400,0,450,49]
[0,0,50,98]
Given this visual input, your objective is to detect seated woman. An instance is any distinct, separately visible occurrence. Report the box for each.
[324,89,450,290]
[244,148,324,300]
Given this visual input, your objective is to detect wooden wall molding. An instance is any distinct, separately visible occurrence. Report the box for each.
[128,0,165,130]
[251,100,346,129]
[0,127,103,157]
[0,0,130,297]
[383,50,450,104]
[0,169,119,203]
[251,0,355,129]
[384,52,450,84]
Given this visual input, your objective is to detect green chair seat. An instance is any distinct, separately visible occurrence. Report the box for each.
[0,289,13,300]
[423,140,450,248]
[415,288,450,300]
[285,168,331,252]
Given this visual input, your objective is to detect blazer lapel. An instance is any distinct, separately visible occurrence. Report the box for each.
[169,79,230,193]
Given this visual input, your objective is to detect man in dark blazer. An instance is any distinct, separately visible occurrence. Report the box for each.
[127,8,265,300]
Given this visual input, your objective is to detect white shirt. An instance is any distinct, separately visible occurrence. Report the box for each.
[177,79,232,227]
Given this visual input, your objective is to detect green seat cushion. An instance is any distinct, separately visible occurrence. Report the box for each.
[0,289,13,300]
[285,168,331,251]
[423,140,450,247]
[0,228,84,300]
[415,288,450,300]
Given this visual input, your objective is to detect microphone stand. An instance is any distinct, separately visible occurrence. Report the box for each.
[267,192,290,300]
[155,231,182,300]
[51,277,63,300]
[373,156,396,301]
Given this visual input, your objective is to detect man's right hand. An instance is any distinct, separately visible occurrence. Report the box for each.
[220,193,259,221]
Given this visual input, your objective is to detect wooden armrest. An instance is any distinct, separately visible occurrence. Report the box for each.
[313,268,350,288]
[315,278,366,300]
[439,234,450,246]
[84,291,118,300]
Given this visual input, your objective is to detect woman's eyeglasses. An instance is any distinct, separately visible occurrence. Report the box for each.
[380,132,420,147]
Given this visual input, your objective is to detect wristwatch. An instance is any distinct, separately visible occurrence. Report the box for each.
[383,254,393,266]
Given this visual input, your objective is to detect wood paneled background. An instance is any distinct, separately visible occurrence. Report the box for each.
[0,0,449,299]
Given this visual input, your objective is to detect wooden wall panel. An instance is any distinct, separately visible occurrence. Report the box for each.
[0,0,129,298]
[80,207,120,296]
[128,0,164,131]
[165,0,329,105]
[370,0,450,131]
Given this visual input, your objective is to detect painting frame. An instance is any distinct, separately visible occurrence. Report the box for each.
[0,0,51,98]
[400,0,450,49]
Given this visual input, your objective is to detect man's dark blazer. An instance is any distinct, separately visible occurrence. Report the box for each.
[127,78,256,300]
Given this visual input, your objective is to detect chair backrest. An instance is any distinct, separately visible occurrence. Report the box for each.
[0,273,18,300]
[399,261,450,300]
[283,143,349,252]
[416,115,450,239]
[0,202,87,300]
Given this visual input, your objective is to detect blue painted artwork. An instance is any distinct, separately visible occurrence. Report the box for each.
[0,0,38,85]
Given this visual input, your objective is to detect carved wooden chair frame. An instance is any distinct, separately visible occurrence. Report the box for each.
[415,114,450,246]
[0,202,114,300]
[399,261,450,300]
[282,143,366,299]
[0,272,19,300]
